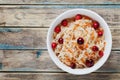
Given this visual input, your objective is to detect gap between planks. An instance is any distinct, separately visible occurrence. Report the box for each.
[0,0,119,5]
[0,4,120,8]
[0,4,119,6]
[0,71,120,73]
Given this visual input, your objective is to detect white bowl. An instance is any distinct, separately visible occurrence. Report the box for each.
[47,9,112,75]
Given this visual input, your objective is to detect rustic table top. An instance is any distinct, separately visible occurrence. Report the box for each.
[0,0,120,80]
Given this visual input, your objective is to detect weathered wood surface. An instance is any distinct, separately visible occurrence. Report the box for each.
[0,50,119,72]
[0,73,120,80]
[0,0,119,79]
[0,28,119,49]
[0,6,119,27]
[0,28,47,49]
[0,0,119,4]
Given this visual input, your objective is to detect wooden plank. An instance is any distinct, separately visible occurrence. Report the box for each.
[0,28,47,49]
[0,73,120,80]
[0,6,119,27]
[0,0,119,4]
[0,50,119,72]
[0,28,119,49]
[1,50,58,71]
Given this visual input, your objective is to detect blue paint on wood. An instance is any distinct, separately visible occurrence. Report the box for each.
[8,68,34,71]
[0,44,27,49]
[0,28,22,32]
[104,1,114,4]
[0,63,2,69]
[36,50,41,58]
[20,5,120,9]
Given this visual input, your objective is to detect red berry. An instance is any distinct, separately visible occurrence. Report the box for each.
[58,38,63,44]
[61,19,68,26]
[70,62,76,69]
[51,42,57,49]
[77,37,84,45]
[85,59,94,67]
[98,30,103,36]
[92,46,99,51]
[99,51,104,57]
[54,26,61,33]
[75,14,82,20]
[92,21,99,29]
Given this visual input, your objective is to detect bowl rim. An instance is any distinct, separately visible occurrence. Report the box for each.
[47,9,112,75]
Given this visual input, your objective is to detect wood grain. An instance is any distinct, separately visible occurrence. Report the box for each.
[0,0,119,4]
[0,6,119,27]
[0,28,47,49]
[0,50,59,71]
[0,50,119,72]
[0,0,119,79]
[0,28,119,49]
[0,73,120,80]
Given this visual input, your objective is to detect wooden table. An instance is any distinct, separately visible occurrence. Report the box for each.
[0,0,119,80]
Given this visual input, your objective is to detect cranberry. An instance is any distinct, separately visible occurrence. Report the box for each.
[61,19,68,26]
[92,46,99,51]
[70,62,76,69]
[85,59,94,67]
[75,14,82,20]
[54,26,61,33]
[51,42,57,49]
[92,21,99,29]
[77,37,84,45]
[58,38,63,44]
[99,51,104,57]
[98,30,103,36]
